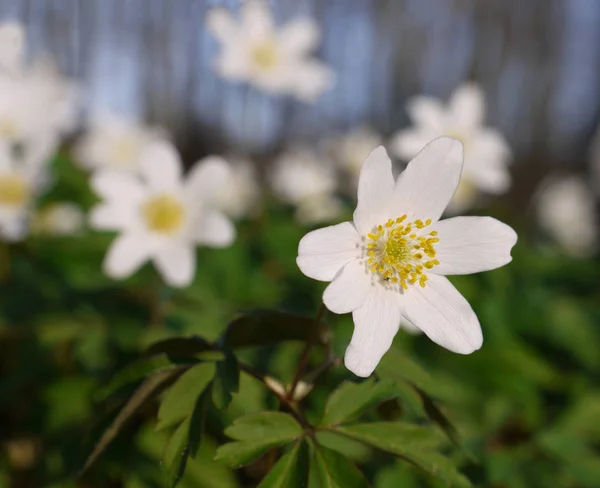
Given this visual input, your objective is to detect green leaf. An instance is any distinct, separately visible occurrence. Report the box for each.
[212,351,240,409]
[96,354,176,400]
[258,441,309,488]
[215,412,303,467]
[333,423,471,487]
[416,388,461,446]
[223,311,326,348]
[311,444,370,488]
[188,386,211,458]
[376,347,440,397]
[321,379,398,426]
[80,368,182,475]
[162,418,191,488]
[145,337,214,358]
[157,363,216,431]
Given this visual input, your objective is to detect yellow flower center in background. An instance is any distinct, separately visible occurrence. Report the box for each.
[366,215,440,289]
[141,194,185,234]
[252,42,279,70]
[0,173,29,206]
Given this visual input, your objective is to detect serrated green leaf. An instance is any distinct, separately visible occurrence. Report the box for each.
[80,368,182,475]
[321,379,398,426]
[314,431,371,462]
[215,412,303,467]
[157,363,215,431]
[212,351,240,409]
[333,423,471,487]
[162,418,191,488]
[223,311,326,348]
[311,444,370,488]
[188,386,210,458]
[258,441,309,488]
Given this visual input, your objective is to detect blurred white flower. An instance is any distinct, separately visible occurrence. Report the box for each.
[31,202,85,236]
[213,156,261,219]
[537,176,597,257]
[0,22,78,165]
[0,143,48,241]
[297,139,517,377]
[327,127,383,193]
[391,83,511,212]
[206,0,335,102]
[271,148,342,225]
[89,141,235,287]
[75,116,167,173]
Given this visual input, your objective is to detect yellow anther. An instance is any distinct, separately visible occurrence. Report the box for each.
[425,219,432,226]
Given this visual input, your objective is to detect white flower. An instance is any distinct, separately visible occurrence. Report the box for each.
[391,84,511,213]
[206,0,335,102]
[271,148,342,225]
[89,141,236,287]
[0,22,77,165]
[0,142,47,241]
[327,127,383,193]
[75,116,167,173]
[213,156,261,219]
[31,202,85,236]
[536,176,597,257]
[296,138,517,377]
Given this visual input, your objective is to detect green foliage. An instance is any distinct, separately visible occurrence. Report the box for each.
[258,441,309,488]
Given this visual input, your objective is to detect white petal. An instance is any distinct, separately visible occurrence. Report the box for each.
[399,318,423,335]
[185,156,231,204]
[296,222,361,282]
[353,146,395,235]
[389,137,463,223]
[241,0,274,41]
[278,20,320,54]
[431,216,517,275]
[406,96,446,130]
[195,211,235,247]
[139,140,183,192]
[345,287,402,378]
[449,83,485,130]
[154,243,196,287]
[0,22,24,73]
[466,161,511,195]
[103,234,151,280]
[290,60,335,102]
[401,274,482,354]
[323,259,371,314]
[206,8,236,42]
[89,203,134,231]
[91,171,146,205]
[390,129,438,161]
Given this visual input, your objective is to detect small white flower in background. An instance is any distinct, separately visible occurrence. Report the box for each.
[31,202,85,236]
[391,83,511,213]
[536,176,597,257]
[213,156,261,219]
[0,143,48,241]
[327,127,383,193]
[206,0,335,102]
[89,141,236,287]
[0,22,78,165]
[297,138,517,377]
[75,116,167,173]
[271,148,342,225]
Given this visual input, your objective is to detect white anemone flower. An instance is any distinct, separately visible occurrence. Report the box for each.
[327,127,383,193]
[391,84,511,213]
[89,141,236,287]
[0,143,48,241]
[297,138,517,377]
[75,116,166,173]
[31,202,85,236]
[271,148,342,225]
[536,176,597,257]
[213,156,261,219]
[206,0,335,102]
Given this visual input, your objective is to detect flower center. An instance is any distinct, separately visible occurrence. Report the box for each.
[365,215,440,290]
[141,194,185,234]
[0,118,19,140]
[0,173,29,206]
[252,42,279,70]
[111,137,140,169]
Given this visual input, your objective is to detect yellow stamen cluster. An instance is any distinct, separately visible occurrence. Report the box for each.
[0,174,29,206]
[252,42,279,70]
[365,214,440,290]
[141,194,185,234]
